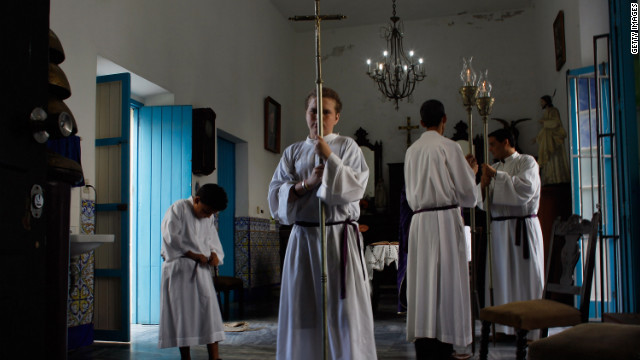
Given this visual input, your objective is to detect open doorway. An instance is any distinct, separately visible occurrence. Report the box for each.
[94,57,183,339]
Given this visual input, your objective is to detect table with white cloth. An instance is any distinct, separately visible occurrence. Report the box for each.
[365,241,400,312]
[364,241,399,280]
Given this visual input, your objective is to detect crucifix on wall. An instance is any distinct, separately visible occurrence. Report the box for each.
[398,116,419,148]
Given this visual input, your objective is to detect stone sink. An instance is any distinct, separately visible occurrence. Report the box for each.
[69,234,115,256]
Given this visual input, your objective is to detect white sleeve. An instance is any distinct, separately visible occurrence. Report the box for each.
[268,147,298,225]
[492,157,540,206]
[317,139,369,206]
[207,224,225,265]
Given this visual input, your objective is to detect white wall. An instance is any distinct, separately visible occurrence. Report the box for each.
[293,8,541,188]
[290,1,609,189]
[50,0,609,228]
[528,0,610,168]
[50,0,297,226]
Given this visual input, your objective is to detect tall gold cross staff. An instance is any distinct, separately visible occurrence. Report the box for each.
[398,116,419,147]
[290,3,345,359]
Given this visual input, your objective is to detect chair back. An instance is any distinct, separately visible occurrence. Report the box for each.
[543,211,600,322]
[578,211,600,322]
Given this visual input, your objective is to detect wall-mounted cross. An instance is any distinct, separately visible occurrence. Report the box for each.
[398,117,419,148]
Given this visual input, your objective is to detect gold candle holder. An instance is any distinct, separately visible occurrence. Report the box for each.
[459,85,479,109]
[476,96,495,117]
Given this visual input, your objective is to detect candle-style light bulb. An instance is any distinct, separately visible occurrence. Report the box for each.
[460,56,477,86]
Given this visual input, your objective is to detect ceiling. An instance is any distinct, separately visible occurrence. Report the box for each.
[97,56,169,99]
[270,0,532,32]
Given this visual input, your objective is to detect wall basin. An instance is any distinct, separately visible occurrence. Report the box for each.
[69,234,115,256]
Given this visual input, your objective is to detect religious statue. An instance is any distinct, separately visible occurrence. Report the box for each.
[534,95,571,184]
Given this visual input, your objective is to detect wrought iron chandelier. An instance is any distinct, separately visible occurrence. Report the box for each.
[366,0,425,109]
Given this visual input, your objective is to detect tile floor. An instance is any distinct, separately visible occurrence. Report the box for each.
[67,288,546,360]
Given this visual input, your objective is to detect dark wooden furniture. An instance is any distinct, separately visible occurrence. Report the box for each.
[214,276,244,320]
[527,322,640,360]
[479,212,601,360]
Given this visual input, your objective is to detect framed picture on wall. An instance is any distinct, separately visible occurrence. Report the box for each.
[264,96,281,153]
[553,10,566,71]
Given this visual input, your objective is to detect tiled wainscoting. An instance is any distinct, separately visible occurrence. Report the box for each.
[234,217,281,290]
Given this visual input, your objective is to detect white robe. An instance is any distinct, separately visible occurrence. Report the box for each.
[158,197,226,348]
[403,131,478,347]
[268,133,377,360]
[477,152,545,335]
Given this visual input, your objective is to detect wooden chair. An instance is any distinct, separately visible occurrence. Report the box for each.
[527,322,640,360]
[213,275,244,320]
[478,211,600,360]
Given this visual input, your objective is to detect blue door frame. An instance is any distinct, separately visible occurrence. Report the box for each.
[609,0,640,312]
[95,73,131,341]
[217,137,236,278]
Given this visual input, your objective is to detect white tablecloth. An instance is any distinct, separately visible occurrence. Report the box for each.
[364,243,399,280]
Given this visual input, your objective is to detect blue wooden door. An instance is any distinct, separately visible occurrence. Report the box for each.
[132,105,192,324]
[217,137,236,277]
[94,74,131,341]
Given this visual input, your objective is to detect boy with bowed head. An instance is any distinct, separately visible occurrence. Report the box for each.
[158,183,228,360]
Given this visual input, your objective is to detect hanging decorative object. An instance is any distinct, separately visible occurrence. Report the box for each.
[366,0,425,109]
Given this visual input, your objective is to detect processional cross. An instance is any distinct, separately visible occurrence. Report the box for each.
[290,3,345,359]
[398,116,419,147]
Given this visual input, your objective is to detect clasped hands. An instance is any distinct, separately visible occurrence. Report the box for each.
[480,163,497,189]
[188,251,219,266]
[305,135,332,189]
[464,153,497,189]
[465,154,479,175]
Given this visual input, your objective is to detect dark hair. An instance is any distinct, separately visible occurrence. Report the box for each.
[419,99,446,128]
[541,95,553,107]
[196,183,228,211]
[488,128,515,149]
[304,87,343,113]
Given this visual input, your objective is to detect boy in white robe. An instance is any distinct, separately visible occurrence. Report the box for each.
[158,183,227,360]
[268,87,377,360]
[404,99,478,359]
[479,128,544,338]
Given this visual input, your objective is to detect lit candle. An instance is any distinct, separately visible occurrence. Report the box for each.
[460,56,477,86]
[477,69,492,97]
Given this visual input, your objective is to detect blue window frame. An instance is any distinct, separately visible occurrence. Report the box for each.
[567,63,619,318]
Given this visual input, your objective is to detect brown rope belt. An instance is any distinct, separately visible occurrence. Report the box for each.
[295,219,365,299]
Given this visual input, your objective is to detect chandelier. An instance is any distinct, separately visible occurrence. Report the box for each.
[366,0,425,109]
